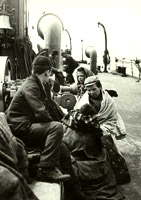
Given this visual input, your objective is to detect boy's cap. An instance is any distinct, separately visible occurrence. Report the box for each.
[84,75,99,87]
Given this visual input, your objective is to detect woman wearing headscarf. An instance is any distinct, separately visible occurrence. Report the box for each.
[72,66,94,100]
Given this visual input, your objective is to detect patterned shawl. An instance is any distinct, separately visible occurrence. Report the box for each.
[62,109,102,136]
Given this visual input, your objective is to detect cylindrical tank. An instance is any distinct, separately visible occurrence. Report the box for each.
[85,46,97,74]
[37,13,64,68]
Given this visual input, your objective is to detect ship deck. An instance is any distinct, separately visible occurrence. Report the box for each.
[30,71,141,200]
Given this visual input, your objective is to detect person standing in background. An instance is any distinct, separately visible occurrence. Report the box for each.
[62,51,79,84]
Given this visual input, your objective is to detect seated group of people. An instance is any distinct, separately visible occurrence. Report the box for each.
[1,55,130,199]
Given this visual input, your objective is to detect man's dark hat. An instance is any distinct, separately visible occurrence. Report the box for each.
[33,55,51,66]
[32,56,52,74]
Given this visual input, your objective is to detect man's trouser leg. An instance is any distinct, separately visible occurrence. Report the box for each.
[27,121,63,169]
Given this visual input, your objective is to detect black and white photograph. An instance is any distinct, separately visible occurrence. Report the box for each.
[0,0,141,199]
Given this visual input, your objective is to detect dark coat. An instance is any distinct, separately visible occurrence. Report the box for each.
[6,74,64,131]
[65,55,79,84]
[65,55,79,74]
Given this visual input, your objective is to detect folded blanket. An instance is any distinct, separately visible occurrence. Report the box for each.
[0,112,38,200]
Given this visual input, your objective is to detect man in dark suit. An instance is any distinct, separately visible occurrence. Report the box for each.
[6,55,70,182]
[62,51,79,84]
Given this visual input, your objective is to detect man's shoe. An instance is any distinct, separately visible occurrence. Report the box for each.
[37,167,71,183]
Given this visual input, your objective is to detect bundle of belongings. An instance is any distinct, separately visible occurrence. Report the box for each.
[62,104,130,200]
[0,112,38,200]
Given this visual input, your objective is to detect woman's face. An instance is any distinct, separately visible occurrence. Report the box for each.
[77,71,85,84]
[86,83,101,99]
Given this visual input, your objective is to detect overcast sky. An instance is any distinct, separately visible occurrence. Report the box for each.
[28,0,141,62]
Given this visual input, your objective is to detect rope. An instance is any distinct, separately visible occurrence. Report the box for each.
[13,37,34,79]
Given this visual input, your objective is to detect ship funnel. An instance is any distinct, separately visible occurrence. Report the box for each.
[85,46,97,74]
[37,13,64,68]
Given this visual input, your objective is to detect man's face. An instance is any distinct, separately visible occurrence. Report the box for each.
[86,83,101,99]
[77,71,85,84]
[43,69,51,84]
